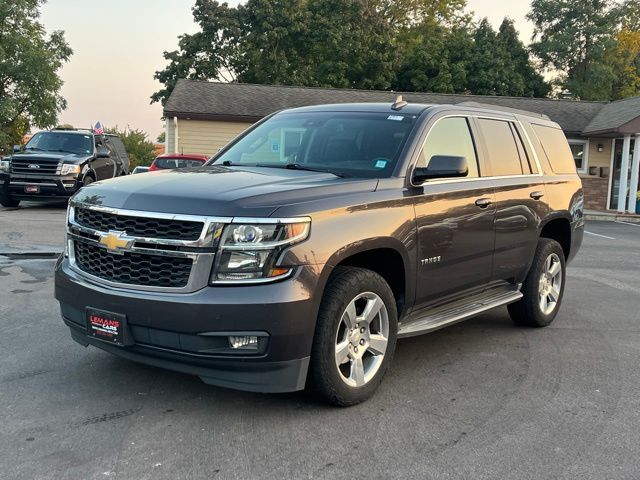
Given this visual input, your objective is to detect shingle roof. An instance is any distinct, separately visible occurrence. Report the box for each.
[583,96,640,135]
[163,80,638,135]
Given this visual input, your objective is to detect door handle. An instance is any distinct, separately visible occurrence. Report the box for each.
[530,191,544,200]
[475,198,493,208]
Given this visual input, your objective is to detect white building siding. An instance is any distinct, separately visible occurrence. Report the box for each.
[168,119,252,157]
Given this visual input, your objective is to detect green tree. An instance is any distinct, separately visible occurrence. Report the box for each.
[496,19,550,97]
[0,0,72,150]
[393,24,472,93]
[110,127,156,168]
[151,1,241,105]
[608,26,640,99]
[157,131,166,143]
[152,0,473,103]
[528,0,619,100]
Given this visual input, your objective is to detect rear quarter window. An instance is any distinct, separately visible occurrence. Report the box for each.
[531,124,577,175]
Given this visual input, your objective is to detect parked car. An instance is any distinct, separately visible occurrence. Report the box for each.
[131,166,150,174]
[55,100,583,406]
[148,153,209,171]
[0,129,129,207]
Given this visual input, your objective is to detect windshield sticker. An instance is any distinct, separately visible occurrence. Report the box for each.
[374,159,388,169]
[271,140,280,153]
[387,115,404,121]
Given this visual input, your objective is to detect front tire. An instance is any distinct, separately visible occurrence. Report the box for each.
[0,194,20,207]
[308,267,398,406]
[508,238,566,327]
[81,175,94,188]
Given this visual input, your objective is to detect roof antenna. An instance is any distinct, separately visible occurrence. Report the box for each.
[391,95,408,111]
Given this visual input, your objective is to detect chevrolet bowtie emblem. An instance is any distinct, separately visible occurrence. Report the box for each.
[98,231,134,254]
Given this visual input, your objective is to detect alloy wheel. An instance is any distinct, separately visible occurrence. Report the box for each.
[334,292,389,388]
[538,253,562,315]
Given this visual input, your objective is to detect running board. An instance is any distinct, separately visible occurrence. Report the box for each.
[398,288,523,338]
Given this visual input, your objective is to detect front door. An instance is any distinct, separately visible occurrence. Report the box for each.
[412,116,496,307]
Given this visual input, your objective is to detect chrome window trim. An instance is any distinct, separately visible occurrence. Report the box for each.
[408,113,545,188]
[516,120,545,175]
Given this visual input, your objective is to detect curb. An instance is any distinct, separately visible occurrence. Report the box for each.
[585,213,640,224]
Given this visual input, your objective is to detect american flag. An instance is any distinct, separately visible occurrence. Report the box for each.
[94,122,104,135]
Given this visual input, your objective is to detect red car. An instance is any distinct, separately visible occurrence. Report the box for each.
[148,153,210,171]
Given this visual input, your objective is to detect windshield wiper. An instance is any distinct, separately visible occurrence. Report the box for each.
[50,149,78,154]
[284,163,347,178]
[253,162,346,178]
[24,147,44,151]
[220,161,346,178]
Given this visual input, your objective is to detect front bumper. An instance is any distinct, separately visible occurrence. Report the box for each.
[2,173,80,201]
[55,257,323,393]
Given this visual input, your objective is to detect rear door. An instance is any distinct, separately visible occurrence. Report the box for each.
[412,115,496,306]
[474,116,549,286]
[108,136,130,175]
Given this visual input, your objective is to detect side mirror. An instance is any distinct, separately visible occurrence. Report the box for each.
[13,145,21,153]
[96,148,110,159]
[413,155,468,183]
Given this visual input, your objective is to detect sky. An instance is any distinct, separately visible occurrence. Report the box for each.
[41,0,534,140]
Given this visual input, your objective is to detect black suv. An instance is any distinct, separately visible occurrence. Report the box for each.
[0,129,129,207]
[54,100,583,406]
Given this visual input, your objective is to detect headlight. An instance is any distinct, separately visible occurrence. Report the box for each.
[60,164,81,176]
[0,159,10,172]
[210,218,310,284]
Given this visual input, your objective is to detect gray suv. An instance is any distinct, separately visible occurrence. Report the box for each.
[54,100,583,406]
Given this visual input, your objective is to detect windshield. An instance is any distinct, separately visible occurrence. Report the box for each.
[24,132,93,155]
[213,112,419,178]
[154,158,206,169]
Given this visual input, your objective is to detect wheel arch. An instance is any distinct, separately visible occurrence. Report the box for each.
[317,238,414,319]
[539,214,572,261]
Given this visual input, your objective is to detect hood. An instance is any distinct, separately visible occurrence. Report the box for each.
[12,150,90,163]
[72,166,378,217]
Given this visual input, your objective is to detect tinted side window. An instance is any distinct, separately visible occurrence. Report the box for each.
[418,117,479,178]
[512,126,534,174]
[531,124,577,174]
[108,137,129,164]
[477,119,523,176]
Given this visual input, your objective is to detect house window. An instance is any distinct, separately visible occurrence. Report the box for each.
[568,139,589,173]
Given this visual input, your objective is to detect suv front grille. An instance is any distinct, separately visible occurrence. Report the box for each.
[74,240,192,288]
[11,159,60,175]
[74,207,204,241]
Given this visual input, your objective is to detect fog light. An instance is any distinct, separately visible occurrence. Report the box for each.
[229,335,259,350]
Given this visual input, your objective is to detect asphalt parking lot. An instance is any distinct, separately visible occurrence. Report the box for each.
[1,204,640,479]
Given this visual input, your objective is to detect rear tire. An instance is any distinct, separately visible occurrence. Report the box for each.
[308,266,398,406]
[508,238,566,327]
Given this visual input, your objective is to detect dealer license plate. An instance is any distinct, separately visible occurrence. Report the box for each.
[86,308,127,346]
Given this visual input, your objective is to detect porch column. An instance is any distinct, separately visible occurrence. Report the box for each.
[627,134,640,213]
[173,116,179,154]
[617,134,631,212]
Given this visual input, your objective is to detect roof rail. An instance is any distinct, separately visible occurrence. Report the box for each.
[50,127,95,133]
[458,101,550,120]
[391,95,408,111]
